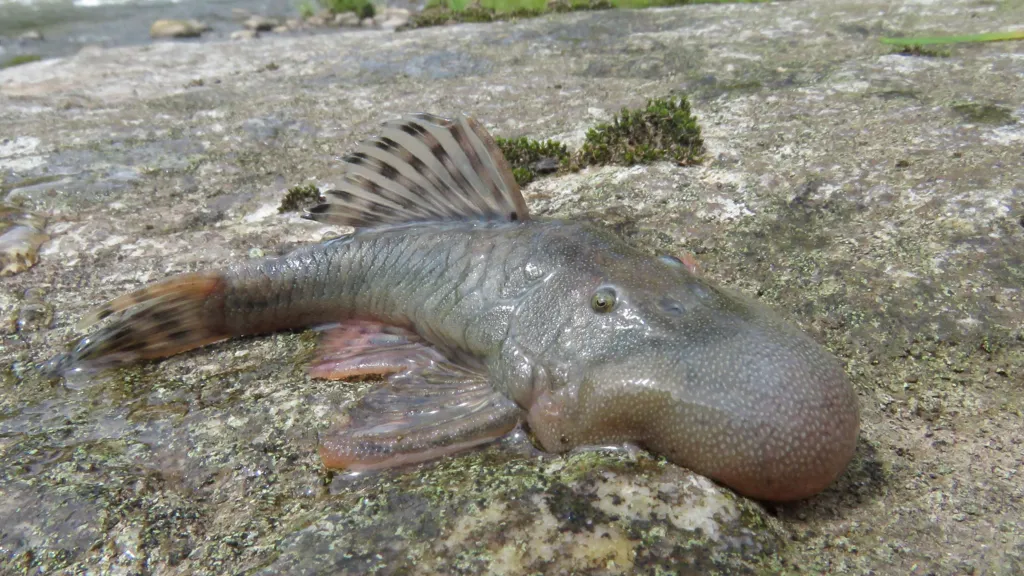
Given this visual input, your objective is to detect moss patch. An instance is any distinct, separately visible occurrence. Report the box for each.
[950,101,1016,125]
[319,0,375,19]
[496,95,704,188]
[496,137,570,186]
[405,0,769,29]
[278,183,324,213]
[1,54,43,69]
[575,95,704,167]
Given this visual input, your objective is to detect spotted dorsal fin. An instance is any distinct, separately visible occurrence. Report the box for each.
[305,113,529,228]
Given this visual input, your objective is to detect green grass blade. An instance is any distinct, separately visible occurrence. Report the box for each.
[881,30,1024,46]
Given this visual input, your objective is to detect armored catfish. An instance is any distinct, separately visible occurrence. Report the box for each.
[48,113,859,502]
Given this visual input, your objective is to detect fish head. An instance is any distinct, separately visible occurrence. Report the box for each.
[524,228,859,502]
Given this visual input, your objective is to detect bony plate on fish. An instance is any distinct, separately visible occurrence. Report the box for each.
[47,112,859,502]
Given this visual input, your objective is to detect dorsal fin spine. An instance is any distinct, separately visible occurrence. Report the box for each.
[306,113,530,229]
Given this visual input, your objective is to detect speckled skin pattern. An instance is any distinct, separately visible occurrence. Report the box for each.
[219,219,860,501]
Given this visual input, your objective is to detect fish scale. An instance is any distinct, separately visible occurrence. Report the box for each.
[47,112,859,502]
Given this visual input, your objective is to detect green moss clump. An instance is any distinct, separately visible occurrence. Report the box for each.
[575,95,704,168]
[298,0,317,18]
[279,183,324,213]
[1,54,43,69]
[495,137,570,186]
[489,95,704,188]
[320,0,375,19]
[406,0,598,29]
[404,0,771,29]
[950,101,1016,126]
[546,0,612,12]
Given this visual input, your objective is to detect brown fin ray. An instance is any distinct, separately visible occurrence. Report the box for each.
[45,272,229,375]
[306,113,529,228]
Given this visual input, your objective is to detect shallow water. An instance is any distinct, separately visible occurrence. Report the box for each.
[0,0,418,63]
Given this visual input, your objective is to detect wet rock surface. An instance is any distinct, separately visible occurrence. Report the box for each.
[0,205,47,276]
[1,0,1022,574]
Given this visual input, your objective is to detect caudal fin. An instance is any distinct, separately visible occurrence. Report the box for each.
[45,272,230,375]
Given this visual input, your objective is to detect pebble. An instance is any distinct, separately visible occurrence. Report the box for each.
[334,12,361,27]
[244,16,279,32]
[150,19,211,39]
[231,30,260,41]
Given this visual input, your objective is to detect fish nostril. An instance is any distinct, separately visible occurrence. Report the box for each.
[659,297,686,316]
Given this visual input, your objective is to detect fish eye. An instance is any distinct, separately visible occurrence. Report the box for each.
[590,287,617,313]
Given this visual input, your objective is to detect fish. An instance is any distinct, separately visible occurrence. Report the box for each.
[46,112,859,502]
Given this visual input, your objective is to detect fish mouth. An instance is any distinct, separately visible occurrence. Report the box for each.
[551,332,860,501]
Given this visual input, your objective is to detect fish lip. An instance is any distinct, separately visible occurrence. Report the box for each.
[564,337,860,501]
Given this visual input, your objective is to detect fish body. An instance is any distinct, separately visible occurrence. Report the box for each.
[49,113,859,502]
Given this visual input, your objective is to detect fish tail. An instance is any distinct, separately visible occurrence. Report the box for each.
[47,272,230,375]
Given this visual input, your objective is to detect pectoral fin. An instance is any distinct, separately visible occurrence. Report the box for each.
[312,321,522,471]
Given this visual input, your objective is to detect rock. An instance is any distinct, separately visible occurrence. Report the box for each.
[284,18,301,30]
[1,2,1023,574]
[379,17,409,30]
[377,9,410,30]
[17,30,44,42]
[360,17,377,28]
[272,25,289,34]
[149,19,210,39]
[243,15,279,32]
[379,7,410,20]
[231,29,260,41]
[333,12,361,27]
[0,205,47,277]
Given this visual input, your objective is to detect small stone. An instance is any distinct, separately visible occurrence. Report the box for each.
[334,12,361,27]
[285,19,301,30]
[530,157,562,175]
[360,17,377,28]
[380,8,410,20]
[149,19,210,39]
[379,16,409,30]
[231,30,260,41]
[272,25,289,34]
[18,30,44,41]
[306,15,327,27]
[244,15,279,32]
[16,303,52,333]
